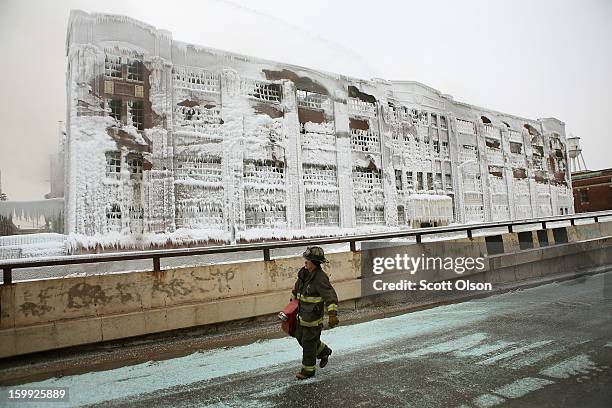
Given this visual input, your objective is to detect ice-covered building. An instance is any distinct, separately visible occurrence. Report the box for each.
[64,11,573,247]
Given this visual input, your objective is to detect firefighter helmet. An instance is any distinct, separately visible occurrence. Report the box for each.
[302,246,328,263]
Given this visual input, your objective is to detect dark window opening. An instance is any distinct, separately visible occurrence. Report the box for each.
[486,138,501,149]
[109,99,122,122]
[105,151,121,177]
[481,116,492,124]
[127,153,143,179]
[513,168,527,179]
[486,235,504,255]
[106,203,122,219]
[518,231,534,250]
[130,101,144,130]
[580,190,589,204]
[127,60,144,82]
[537,229,549,247]
[553,227,568,244]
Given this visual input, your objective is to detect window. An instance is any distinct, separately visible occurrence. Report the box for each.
[406,171,414,189]
[129,101,144,130]
[305,206,339,226]
[580,190,589,204]
[445,174,452,190]
[427,173,434,190]
[105,151,121,177]
[106,203,122,219]
[433,140,440,154]
[417,172,424,190]
[510,142,522,154]
[440,116,447,130]
[127,60,143,82]
[395,169,403,191]
[109,99,122,122]
[105,55,122,78]
[127,153,143,179]
[430,113,438,128]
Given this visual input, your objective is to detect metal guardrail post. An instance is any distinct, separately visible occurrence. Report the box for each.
[153,257,161,272]
[466,229,473,239]
[3,268,12,285]
[570,219,575,226]
[594,216,599,223]
[416,234,422,244]
[542,222,547,229]
[263,248,271,262]
[349,241,356,252]
[508,225,513,233]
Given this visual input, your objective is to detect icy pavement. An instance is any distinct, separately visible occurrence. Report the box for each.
[2,272,611,407]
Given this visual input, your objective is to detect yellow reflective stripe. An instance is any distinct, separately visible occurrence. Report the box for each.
[298,294,323,303]
[327,303,338,311]
[316,341,326,355]
[302,364,316,371]
[298,316,324,327]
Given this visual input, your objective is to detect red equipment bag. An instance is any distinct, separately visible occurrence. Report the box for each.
[278,299,299,336]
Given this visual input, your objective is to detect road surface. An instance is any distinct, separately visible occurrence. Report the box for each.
[2,271,611,407]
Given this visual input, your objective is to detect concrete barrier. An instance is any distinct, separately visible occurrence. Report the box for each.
[1,221,611,358]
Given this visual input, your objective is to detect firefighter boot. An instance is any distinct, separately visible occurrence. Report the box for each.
[296,368,315,380]
[318,347,332,368]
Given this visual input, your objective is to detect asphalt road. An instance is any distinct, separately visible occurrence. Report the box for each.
[3,271,611,408]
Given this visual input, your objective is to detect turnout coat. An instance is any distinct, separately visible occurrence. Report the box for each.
[291,266,338,326]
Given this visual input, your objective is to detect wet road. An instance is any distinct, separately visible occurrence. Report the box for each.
[3,271,611,407]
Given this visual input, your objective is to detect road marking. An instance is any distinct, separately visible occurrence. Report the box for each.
[407,333,487,357]
[540,354,597,379]
[478,340,554,365]
[493,377,555,399]
[455,340,516,358]
[506,348,564,369]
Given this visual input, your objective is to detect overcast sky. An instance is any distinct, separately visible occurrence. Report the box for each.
[1,0,611,200]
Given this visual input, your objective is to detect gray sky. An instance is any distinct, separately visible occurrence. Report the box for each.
[1,0,611,200]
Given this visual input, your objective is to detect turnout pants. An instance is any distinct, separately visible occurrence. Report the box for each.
[294,323,330,373]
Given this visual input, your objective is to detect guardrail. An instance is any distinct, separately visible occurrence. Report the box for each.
[1,210,612,285]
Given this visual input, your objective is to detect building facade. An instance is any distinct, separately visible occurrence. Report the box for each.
[65,11,573,246]
[572,169,612,213]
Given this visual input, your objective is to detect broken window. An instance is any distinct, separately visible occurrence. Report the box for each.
[486,138,501,149]
[127,153,143,180]
[296,89,330,111]
[105,151,121,178]
[395,170,403,191]
[249,82,282,103]
[350,128,380,153]
[532,145,544,156]
[488,165,503,178]
[481,116,492,124]
[129,101,144,130]
[109,99,122,122]
[127,60,143,82]
[580,190,589,204]
[510,142,522,154]
[105,55,122,78]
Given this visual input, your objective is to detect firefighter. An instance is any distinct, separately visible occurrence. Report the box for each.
[292,246,339,380]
